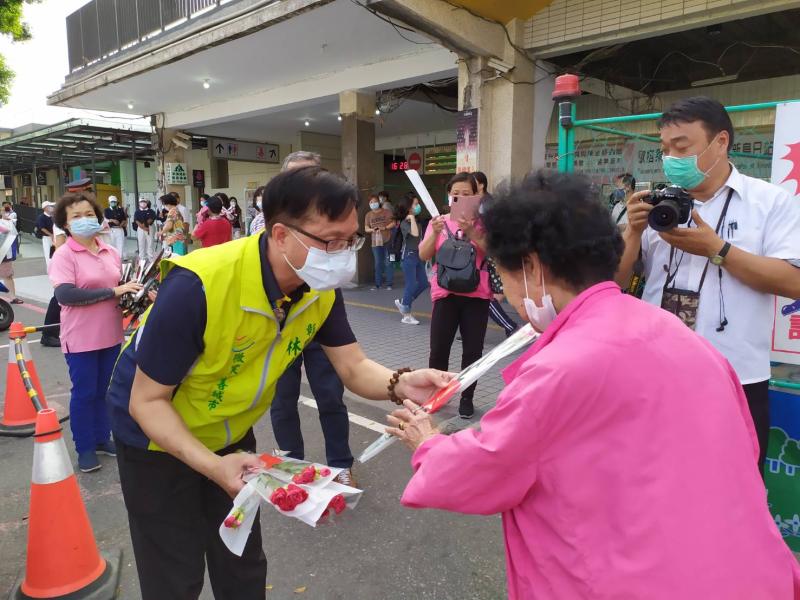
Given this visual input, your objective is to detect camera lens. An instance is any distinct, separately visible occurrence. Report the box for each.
[648,199,680,232]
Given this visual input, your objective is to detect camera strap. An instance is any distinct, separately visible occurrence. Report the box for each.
[663,188,733,292]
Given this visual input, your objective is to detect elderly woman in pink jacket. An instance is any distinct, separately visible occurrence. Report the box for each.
[388,171,800,599]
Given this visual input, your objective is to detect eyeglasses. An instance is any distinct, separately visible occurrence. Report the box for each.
[285,224,365,254]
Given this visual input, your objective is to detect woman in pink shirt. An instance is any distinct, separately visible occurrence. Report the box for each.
[49,193,142,473]
[389,171,800,599]
[419,172,492,419]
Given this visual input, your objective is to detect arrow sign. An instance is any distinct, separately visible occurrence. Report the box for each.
[209,138,279,164]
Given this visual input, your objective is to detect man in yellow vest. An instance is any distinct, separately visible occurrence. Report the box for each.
[106,166,451,599]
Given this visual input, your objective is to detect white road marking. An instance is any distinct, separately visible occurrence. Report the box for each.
[298,395,386,434]
[0,337,41,349]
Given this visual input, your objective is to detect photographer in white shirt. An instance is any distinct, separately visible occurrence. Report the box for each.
[617,96,800,473]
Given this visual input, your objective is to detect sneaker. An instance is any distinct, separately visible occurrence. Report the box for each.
[394,299,409,315]
[370,286,378,291]
[96,440,117,457]
[78,451,102,473]
[334,468,358,488]
[386,286,393,291]
[401,315,420,325]
[458,398,474,420]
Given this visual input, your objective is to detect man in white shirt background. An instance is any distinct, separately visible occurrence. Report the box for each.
[610,172,635,227]
[617,96,800,473]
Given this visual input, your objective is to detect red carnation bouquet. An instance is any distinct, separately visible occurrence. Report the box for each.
[219,456,363,556]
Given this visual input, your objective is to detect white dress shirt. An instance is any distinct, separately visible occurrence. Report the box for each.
[640,166,800,384]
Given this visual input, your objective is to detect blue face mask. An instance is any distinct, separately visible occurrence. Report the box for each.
[412,204,422,216]
[662,135,721,190]
[70,216,102,238]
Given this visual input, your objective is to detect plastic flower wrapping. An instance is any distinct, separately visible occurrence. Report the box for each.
[219,455,362,556]
[358,323,540,463]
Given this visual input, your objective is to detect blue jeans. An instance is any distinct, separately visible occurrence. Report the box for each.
[401,250,429,309]
[271,341,353,468]
[64,344,120,454]
[371,245,394,288]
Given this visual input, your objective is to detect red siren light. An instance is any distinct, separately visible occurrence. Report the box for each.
[552,74,581,100]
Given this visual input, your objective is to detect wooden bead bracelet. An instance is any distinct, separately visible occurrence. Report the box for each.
[388,368,413,405]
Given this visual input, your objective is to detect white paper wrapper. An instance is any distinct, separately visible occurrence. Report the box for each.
[219,460,364,555]
[218,483,262,557]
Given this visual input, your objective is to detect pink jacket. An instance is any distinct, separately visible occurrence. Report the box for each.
[402,282,800,599]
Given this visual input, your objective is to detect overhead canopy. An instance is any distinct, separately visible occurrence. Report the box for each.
[0,118,154,174]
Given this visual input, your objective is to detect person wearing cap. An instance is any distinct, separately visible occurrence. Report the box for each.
[134,198,157,262]
[36,201,57,269]
[104,196,128,259]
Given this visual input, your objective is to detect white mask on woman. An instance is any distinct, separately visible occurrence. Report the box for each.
[522,259,557,332]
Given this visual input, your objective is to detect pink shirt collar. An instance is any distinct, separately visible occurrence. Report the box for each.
[502,281,621,383]
[66,235,113,254]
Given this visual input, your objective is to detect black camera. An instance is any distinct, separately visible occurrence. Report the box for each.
[643,186,694,231]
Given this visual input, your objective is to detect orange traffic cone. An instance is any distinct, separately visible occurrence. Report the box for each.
[1,323,50,436]
[10,408,121,599]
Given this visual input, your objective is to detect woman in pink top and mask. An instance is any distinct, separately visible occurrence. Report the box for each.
[49,193,142,474]
[389,171,800,599]
[419,172,492,419]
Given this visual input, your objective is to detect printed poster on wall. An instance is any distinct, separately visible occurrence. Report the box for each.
[456,109,478,173]
[770,102,800,366]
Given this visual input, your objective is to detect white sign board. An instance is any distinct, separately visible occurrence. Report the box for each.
[770,102,800,365]
[209,138,279,164]
[165,163,188,185]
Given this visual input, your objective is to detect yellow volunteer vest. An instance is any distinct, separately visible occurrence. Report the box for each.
[130,232,336,452]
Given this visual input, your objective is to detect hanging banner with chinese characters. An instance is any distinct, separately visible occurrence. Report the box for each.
[770,102,800,366]
[456,109,478,173]
[544,131,773,186]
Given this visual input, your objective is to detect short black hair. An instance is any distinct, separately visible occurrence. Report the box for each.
[472,171,488,190]
[253,186,266,209]
[616,173,635,190]
[53,192,104,230]
[482,170,624,290]
[263,166,359,231]
[394,192,417,221]
[657,96,734,152]
[206,196,223,214]
[160,194,177,206]
[200,193,211,203]
[447,172,477,194]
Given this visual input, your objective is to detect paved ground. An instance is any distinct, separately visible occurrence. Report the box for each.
[0,239,523,599]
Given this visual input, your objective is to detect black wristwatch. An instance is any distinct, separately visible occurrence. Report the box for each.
[710,242,731,266]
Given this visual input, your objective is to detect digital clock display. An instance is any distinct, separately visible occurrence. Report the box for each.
[390,161,410,171]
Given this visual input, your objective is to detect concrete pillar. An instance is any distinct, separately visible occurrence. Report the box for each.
[457,20,535,189]
[339,90,377,285]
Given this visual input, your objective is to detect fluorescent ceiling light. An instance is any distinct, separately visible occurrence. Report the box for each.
[690,74,738,87]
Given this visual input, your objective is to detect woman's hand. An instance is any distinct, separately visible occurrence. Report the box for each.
[114,281,144,297]
[386,399,440,451]
[405,214,415,222]
[394,369,455,404]
[430,216,445,234]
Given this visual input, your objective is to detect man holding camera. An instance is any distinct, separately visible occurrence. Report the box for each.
[617,96,800,473]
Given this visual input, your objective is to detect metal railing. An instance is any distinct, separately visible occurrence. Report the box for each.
[66,0,239,74]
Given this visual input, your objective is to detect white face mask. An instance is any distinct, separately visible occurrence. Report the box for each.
[256,199,262,210]
[522,259,557,332]
[283,229,357,291]
[369,202,380,211]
